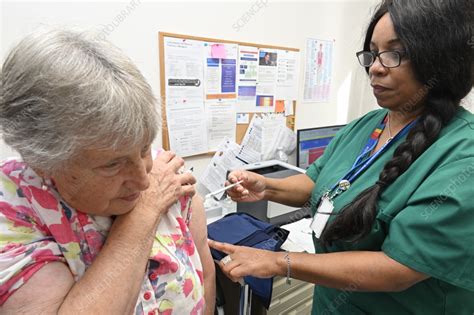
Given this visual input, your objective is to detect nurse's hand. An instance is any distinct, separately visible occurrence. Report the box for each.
[208,239,282,282]
[226,170,266,202]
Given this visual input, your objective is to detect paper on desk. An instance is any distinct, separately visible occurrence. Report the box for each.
[281,218,315,253]
[200,138,245,200]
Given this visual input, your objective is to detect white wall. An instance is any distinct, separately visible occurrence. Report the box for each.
[1,0,379,180]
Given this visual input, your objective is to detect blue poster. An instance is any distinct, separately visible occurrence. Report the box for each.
[221,59,236,93]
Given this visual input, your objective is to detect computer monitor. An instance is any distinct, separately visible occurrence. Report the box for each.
[297,124,345,169]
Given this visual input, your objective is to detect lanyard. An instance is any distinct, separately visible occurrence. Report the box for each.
[326,114,418,200]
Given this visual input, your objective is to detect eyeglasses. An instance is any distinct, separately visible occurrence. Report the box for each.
[356,50,407,68]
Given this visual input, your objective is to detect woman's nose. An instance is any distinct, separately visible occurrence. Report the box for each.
[369,57,388,77]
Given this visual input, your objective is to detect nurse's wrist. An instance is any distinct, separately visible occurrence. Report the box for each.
[274,252,289,278]
[263,177,276,201]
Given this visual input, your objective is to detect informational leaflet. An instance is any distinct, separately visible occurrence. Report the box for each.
[255,49,278,112]
[303,38,334,103]
[205,99,237,151]
[237,45,259,112]
[200,139,245,200]
[204,42,238,100]
[237,115,263,163]
[261,114,286,160]
[275,50,299,101]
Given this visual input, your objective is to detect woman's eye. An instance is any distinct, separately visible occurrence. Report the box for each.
[141,145,151,156]
[94,160,123,177]
[104,162,120,169]
[101,160,124,171]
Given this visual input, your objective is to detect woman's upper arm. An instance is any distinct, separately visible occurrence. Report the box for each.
[1,262,74,314]
[188,194,209,250]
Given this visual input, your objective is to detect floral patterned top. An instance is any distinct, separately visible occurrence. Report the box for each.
[0,158,205,315]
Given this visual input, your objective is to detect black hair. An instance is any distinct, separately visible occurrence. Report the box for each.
[320,0,473,246]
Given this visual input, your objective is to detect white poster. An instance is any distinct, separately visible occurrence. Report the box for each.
[206,99,237,151]
[255,49,278,112]
[166,105,208,157]
[164,37,205,107]
[237,45,259,112]
[275,50,299,101]
[164,37,207,156]
[303,38,334,103]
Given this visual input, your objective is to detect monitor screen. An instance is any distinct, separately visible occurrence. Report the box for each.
[297,124,345,169]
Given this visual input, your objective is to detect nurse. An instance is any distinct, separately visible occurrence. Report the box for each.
[209,0,474,314]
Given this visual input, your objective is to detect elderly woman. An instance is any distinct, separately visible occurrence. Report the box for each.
[0,30,215,314]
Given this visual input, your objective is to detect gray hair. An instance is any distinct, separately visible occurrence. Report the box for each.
[0,29,159,173]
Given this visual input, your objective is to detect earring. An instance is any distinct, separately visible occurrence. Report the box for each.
[41,178,51,191]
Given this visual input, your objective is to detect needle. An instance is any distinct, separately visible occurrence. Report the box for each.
[205,180,244,200]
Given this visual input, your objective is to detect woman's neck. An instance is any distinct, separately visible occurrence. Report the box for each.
[388,107,424,132]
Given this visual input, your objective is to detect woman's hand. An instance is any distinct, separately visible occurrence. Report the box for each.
[138,151,196,215]
[208,239,282,283]
[226,170,266,203]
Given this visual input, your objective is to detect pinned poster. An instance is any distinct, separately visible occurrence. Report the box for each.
[303,38,335,103]
[237,46,259,112]
[164,37,208,157]
[275,100,285,113]
[211,44,227,59]
[204,42,238,100]
[255,49,278,112]
[166,104,208,157]
[275,50,299,101]
[206,99,237,151]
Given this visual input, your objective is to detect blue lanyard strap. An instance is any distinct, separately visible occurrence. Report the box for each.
[327,115,418,199]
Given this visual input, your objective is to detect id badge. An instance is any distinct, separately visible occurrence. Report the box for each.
[310,195,334,238]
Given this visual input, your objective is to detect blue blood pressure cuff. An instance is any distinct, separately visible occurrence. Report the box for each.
[208,212,289,309]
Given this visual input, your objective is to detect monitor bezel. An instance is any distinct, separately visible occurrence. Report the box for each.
[296,124,346,168]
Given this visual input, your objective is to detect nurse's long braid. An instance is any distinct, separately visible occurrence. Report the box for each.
[320,96,458,246]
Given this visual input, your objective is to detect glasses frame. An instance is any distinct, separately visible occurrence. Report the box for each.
[356,50,407,68]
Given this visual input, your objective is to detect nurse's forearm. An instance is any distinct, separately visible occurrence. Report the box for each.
[274,251,429,292]
[264,174,314,207]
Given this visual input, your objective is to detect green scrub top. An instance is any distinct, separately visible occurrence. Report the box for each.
[305,108,474,315]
